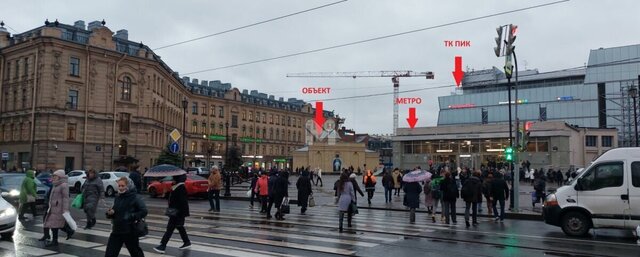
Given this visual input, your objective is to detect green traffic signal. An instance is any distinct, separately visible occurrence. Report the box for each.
[505,147,514,162]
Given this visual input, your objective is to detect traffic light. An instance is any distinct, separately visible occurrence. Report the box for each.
[523,121,533,151]
[494,26,503,57]
[505,24,517,56]
[505,147,514,162]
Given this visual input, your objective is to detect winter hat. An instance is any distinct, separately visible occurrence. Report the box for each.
[53,169,67,179]
[349,173,356,179]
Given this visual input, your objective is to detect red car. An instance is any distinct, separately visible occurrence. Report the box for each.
[147,175,209,198]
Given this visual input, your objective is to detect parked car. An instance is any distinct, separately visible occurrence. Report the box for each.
[99,171,130,197]
[147,174,209,198]
[36,171,53,187]
[0,174,50,206]
[543,147,640,237]
[67,170,87,193]
[0,195,17,239]
[187,167,210,176]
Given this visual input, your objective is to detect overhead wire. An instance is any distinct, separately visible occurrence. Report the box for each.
[153,0,348,51]
[182,0,570,75]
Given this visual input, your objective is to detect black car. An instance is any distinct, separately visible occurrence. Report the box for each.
[0,174,50,206]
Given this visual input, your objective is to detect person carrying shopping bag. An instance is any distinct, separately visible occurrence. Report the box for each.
[154,174,191,253]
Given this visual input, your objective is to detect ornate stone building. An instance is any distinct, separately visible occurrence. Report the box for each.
[0,20,329,171]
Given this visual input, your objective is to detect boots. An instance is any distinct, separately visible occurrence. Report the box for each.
[45,229,58,247]
[347,214,352,227]
[410,209,416,223]
[339,212,344,232]
[38,227,50,241]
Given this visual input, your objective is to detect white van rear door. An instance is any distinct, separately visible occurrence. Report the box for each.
[626,161,640,229]
[576,161,627,229]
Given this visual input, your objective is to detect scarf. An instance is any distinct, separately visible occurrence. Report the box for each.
[53,177,67,187]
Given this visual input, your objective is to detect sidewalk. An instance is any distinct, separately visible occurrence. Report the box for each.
[221,175,557,220]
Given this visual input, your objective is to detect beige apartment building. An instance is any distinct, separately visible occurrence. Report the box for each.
[0,20,323,171]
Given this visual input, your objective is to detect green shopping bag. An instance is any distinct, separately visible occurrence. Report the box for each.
[71,193,84,209]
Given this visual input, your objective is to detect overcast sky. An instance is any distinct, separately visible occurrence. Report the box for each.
[2,0,639,135]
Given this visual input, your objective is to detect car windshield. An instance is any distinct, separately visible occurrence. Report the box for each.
[0,175,44,187]
[114,172,129,177]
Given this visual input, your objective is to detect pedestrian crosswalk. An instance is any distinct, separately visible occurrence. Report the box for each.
[0,199,614,257]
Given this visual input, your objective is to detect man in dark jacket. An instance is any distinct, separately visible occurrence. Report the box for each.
[489,172,510,222]
[382,171,393,203]
[154,174,191,253]
[250,172,259,208]
[403,181,422,223]
[273,171,289,220]
[461,171,482,227]
[128,168,142,193]
[440,171,459,224]
[296,171,312,214]
[266,171,279,219]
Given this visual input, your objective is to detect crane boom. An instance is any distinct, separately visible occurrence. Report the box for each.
[287,70,435,136]
[287,71,434,79]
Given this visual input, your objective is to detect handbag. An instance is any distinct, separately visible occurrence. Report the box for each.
[165,207,179,217]
[71,193,83,209]
[134,219,148,237]
[62,211,77,231]
[280,197,290,214]
[349,201,358,215]
[26,195,36,203]
[308,195,315,207]
[246,189,252,197]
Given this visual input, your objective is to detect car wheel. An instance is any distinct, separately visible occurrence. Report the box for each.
[106,186,115,197]
[561,211,591,237]
[1,231,13,240]
[74,182,81,193]
[149,187,157,198]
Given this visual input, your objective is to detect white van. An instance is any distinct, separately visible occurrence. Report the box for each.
[543,147,640,236]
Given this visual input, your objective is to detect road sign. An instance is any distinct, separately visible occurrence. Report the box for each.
[170,129,181,142]
[1,153,7,160]
[169,142,179,154]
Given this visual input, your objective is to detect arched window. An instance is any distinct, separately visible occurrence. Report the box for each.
[120,76,132,101]
[119,139,128,156]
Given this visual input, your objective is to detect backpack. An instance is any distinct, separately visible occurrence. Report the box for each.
[431,180,442,199]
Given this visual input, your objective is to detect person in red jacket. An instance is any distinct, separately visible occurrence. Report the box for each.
[255,172,269,214]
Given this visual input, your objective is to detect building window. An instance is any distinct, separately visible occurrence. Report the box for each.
[192,102,198,114]
[219,124,224,134]
[262,113,266,123]
[191,141,197,152]
[481,108,488,124]
[249,111,253,121]
[14,60,19,78]
[218,106,224,117]
[210,105,215,117]
[119,113,131,133]
[269,114,273,124]
[23,57,28,76]
[231,115,238,128]
[67,123,76,141]
[242,125,246,137]
[70,57,80,76]
[242,110,246,120]
[210,122,215,135]
[586,136,597,147]
[539,106,547,121]
[21,88,27,109]
[202,104,207,116]
[601,136,613,147]
[192,120,198,133]
[120,76,132,101]
[201,121,207,134]
[67,89,78,109]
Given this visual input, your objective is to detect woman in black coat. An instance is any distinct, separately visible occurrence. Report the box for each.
[105,177,147,257]
[273,171,290,220]
[296,171,313,214]
[154,174,191,254]
[403,181,422,223]
[440,171,459,224]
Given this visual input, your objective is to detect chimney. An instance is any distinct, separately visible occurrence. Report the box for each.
[201,80,208,86]
[242,89,248,95]
[268,95,275,100]
[182,76,190,84]
[87,20,102,31]
[279,97,284,102]
[74,20,86,30]
[192,78,198,84]
[250,90,258,96]
[114,29,128,40]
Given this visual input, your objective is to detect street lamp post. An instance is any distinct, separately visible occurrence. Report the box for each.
[182,98,188,169]
[629,84,638,147]
[224,121,231,197]
[203,134,212,169]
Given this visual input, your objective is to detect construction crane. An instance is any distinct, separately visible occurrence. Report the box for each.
[287,71,435,136]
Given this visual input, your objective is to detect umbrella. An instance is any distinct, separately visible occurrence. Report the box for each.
[402,170,432,183]
[143,164,186,177]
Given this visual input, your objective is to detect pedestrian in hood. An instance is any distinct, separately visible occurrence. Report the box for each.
[349,173,365,205]
[255,172,269,214]
[440,171,459,225]
[266,171,279,219]
[490,172,510,222]
[363,170,377,205]
[104,176,147,257]
[296,170,312,214]
[461,171,482,227]
[19,169,37,221]
[81,169,104,229]
[207,166,222,213]
[154,174,191,253]
[42,170,72,247]
[337,172,355,232]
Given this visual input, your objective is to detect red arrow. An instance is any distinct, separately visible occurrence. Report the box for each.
[406,107,418,129]
[315,102,325,135]
[452,56,464,87]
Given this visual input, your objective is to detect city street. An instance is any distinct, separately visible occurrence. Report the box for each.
[3,177,638,257]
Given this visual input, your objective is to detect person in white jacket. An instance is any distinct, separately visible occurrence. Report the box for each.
[315,167,323,187]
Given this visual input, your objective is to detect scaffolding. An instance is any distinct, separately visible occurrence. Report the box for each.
[603,81,639,147]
